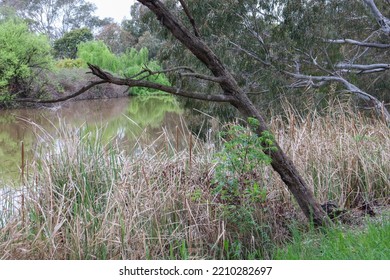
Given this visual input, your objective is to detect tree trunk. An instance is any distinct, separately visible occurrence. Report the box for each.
[233,94,329,226]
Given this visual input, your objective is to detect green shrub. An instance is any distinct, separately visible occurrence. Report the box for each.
[56,58,84,68]
[212,118,277,258]
[213,118,276,207]
[0,18,53,100]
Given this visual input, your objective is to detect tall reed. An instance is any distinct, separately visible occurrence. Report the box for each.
[0,104,388,259]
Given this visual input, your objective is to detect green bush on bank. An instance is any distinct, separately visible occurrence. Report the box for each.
[56,58,84,69]
[0,19,53,101]
[77,41,170,95]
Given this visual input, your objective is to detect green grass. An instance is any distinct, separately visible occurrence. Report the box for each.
[274,218,390,260]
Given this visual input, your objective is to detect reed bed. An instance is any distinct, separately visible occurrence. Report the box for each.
[0,104,389,259]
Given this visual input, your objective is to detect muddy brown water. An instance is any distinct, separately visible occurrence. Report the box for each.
[0,96,183,186]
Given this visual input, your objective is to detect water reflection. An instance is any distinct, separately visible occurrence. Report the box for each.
[0,95,183,186]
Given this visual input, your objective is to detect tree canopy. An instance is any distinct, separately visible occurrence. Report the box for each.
[0,0,113,40]
[53,27,93,59]
[133,0,390,122]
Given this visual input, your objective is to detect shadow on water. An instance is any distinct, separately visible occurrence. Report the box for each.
[0,95,183,186]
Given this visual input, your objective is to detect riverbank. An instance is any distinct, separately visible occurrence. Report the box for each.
[0,104,388,259]
[3,68,130,110]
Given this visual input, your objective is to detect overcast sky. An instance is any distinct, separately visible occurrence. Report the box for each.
[90,0,136,23]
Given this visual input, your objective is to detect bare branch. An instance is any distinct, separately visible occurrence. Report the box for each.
[139,65,224,83]
[327,38,390,49]
[228,40,271,66]
[335,62,390,73]
[16,81,107,104]
[286,71,390,125]
[363,0,390,35]
[178,0,200,37]
[179,72,224,83]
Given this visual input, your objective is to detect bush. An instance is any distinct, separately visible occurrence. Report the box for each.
[56,58,84,69]
[53,28,94,59]
[77,41,170,95]
[0,18,53,101]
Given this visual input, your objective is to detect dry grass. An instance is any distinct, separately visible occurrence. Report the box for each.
[0,104,389,259]
[273,102,390,207]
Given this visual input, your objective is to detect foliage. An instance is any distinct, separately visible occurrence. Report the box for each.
[96,23,135,54]
[212,118,277,236]
[0,0,113,40]
[0,18,53,101]
[122,2,150,40]
[55,58,84,68]
[213,118,276,203]
[53,28,93,59]
[121,3,163,58]
[77,40,170,95]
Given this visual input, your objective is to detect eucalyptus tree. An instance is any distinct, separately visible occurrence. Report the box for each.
[96,23,136,55]
[218,0,390,124]
[275,0,390,124]
[0,0,112,40]
[139,0,390,124]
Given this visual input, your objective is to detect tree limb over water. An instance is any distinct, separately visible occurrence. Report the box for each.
[16,80,107,104]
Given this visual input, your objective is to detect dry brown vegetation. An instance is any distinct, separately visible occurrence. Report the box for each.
[0,103,389,259]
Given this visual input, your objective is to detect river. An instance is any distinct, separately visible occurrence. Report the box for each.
[0,95,184,186]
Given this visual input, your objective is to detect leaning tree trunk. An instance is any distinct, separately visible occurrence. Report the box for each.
[135,0,330,226]
[234,94,328,226]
